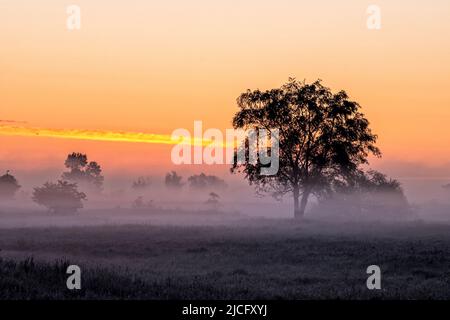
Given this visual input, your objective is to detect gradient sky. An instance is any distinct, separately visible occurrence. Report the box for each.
[1,0,450,181]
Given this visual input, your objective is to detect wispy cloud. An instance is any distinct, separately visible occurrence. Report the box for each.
[0,119,27,124]
[0,124,209,146]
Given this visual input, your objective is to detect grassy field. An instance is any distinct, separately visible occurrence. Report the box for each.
[1,217,450,299]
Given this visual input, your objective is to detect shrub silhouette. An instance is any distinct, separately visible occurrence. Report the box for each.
[205,192,221,211]
[32,180,87,214]
[0,170,21,199]
[131,196,154,209]
[312,170,411,218]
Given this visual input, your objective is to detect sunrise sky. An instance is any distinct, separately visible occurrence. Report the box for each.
[1,0,450,183]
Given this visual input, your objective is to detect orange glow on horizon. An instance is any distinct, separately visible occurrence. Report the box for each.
[1,1,450,173]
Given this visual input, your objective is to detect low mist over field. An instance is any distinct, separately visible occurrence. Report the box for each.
[1,161,450,300]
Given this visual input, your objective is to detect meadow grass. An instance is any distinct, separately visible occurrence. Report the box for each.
[1,219,450,299]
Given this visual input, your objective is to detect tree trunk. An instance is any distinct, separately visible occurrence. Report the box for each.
[293,187,300,218]
[293,187,310,219]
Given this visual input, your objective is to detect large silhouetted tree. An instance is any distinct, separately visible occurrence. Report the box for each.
[231,78,380,219]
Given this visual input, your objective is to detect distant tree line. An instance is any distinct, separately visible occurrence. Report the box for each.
[131,171,227,191]
[1,152,228,215]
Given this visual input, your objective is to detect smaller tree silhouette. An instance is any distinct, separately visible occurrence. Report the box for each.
[32,180,87,214]
[132,196,154,209]
[443,184,450,191]
[205,192,221,211]
[132,176,152,190]
[0,170,21,199]
[165,171,184,189]
[188,173,227,190]
[62,152,104,190]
